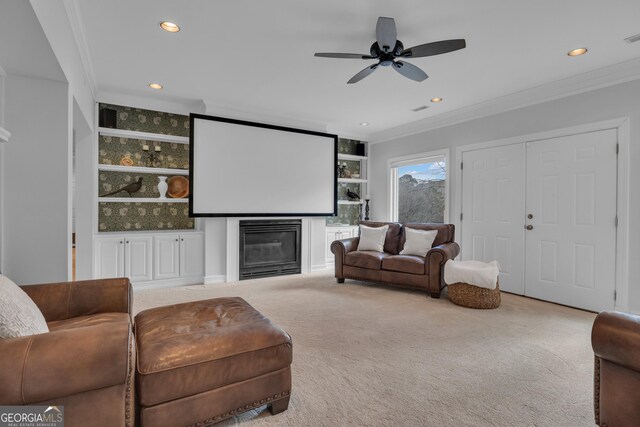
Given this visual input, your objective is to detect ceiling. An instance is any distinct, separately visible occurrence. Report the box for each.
[75,0,640,138]
[0,1,65,82]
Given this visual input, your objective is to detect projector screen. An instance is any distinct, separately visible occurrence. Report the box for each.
[189,114,338,217]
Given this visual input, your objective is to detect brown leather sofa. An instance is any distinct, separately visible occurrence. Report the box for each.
[331,221,460,298]
[592,310,640,427]
[0,278,135,427]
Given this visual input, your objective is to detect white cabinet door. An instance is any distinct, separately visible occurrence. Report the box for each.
[524,130,617,311]
[154,235,180,280]
[125,236,153,283]
[179,234,204,277]
[95,236,125,279]
[461,144,526,294]
[326,230,340,260]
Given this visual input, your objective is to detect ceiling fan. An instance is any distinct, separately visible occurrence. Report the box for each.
[315,17,466,84]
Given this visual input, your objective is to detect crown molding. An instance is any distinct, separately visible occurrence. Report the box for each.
[62,0,98,98]
[370,57,640,144]
[200,99,329,133]
[97,90,203,116]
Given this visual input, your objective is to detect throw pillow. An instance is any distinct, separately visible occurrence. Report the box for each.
[400,227,438,257]
[0,275,49,339]
[357,224,389,252]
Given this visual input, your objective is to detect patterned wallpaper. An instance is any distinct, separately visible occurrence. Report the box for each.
[98,103,193,232]
[98,202,194,232]
[99,135,189,169]
[100,103,190,136]
[99,171,187,199]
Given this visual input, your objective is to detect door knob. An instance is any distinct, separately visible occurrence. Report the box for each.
[527,214,533,219]
[525,225,533,230]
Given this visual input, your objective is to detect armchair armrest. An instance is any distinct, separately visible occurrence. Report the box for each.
[331,237,359,280]
[425,242,460,293]
[331,237,359,257]
[0,322,133,405]
[21,278,132,322]
[592,311,640,372]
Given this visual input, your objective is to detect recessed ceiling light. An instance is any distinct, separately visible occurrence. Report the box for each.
[567,48,588,57]
[148,83,163,90]
[159,21,180,33]
[430,97,443,103]
[359,122,369,126]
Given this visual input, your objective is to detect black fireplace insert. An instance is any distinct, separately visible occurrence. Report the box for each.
[239,220,302,280]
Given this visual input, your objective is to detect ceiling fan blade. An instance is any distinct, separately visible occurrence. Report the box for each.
[347,63,379,84]
[402,39,466,58]
[315,53,375,59]
[376,17,397,53]
[392,61,428,82]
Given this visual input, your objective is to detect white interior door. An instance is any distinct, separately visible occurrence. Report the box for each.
[461,144,526,294]
[524,130,617,311]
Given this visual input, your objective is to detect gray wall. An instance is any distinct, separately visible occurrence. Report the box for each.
[3,74,72,283]
[369,79,640,312]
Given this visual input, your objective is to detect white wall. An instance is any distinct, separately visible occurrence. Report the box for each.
[369,78,640,312]
[30,0,95,132]
[73,98,93,280]
[3,74,72,284]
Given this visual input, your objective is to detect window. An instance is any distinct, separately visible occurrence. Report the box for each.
[389,150,449,223]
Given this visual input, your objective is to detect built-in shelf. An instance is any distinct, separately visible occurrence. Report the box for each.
[98,197,189,203]
[338,200,364,205]
[98,164,189,176]
[337,153,367,161]
[338,178,367,183]
[98,127,190,145]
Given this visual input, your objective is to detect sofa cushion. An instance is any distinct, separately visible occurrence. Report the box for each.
[345,251,387,270]
[400,223,455,249]
[382,255,426,275]
[359,221,403,255]
[135,297,292,407]
[400,228,438,257]
[357,224,389,252]
[0,275,48,339]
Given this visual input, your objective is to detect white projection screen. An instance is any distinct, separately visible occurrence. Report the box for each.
[189,114,337,216]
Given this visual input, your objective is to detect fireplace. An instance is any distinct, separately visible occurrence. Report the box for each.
[239,220,302,280]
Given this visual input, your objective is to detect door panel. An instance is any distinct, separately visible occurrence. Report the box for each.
[95,237,124,279]
[154,235,180,280]
[180,234,204,277]
[125,236,152,283]
[461,144,526,294]
[524,129,617,311]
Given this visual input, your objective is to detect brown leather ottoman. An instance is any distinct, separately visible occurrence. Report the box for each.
[135,297,292,426]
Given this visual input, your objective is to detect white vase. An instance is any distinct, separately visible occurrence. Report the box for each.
[157,176,168,199]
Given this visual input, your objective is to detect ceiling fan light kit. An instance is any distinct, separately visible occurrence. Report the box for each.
[315,17,466,84]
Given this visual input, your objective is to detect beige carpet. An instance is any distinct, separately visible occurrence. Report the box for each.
[134,271,596,427]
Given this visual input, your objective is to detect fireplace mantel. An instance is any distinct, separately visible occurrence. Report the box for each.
[202,216,328,284]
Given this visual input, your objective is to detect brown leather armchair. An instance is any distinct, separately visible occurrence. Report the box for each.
[591,310,640,427]
[0,278,135,427]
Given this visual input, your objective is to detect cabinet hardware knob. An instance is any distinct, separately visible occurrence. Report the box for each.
[525,225,533,230]
[527,214,533,219]
[175,239,179,242]
[120,241,123,244]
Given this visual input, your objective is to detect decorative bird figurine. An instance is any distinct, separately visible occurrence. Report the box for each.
[101,177,143,197]
[346,188,360,201]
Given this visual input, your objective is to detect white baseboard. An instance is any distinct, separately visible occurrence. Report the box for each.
[311,263,330,272]
[204,275,227,284]
[132,276,204,291]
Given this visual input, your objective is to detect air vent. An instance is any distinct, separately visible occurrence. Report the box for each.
[411,105,430,112]
[625,33,640,44]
